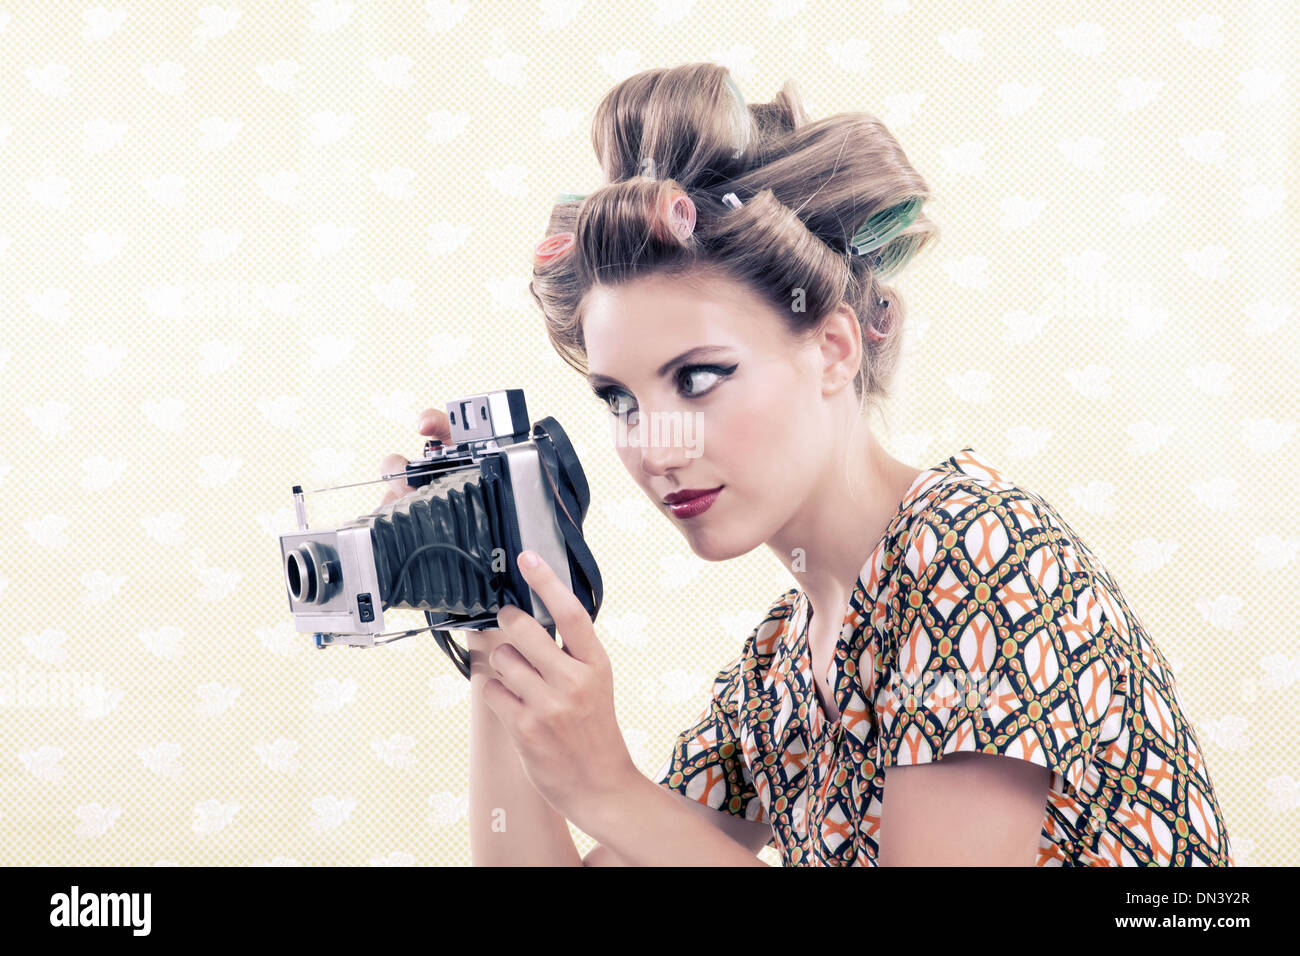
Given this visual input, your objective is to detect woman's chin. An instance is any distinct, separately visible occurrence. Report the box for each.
[679,525,757,563]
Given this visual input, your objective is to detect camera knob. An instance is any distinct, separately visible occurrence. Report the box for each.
[321,559,340,584]
[424,439,445,459]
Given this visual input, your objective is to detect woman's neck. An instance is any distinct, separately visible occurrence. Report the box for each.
[767,431,922,627]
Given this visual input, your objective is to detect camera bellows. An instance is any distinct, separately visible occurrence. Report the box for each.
[369,472,502,616]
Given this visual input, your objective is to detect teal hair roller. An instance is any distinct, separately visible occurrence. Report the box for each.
[555,192,587,202]
[847,196,922,256]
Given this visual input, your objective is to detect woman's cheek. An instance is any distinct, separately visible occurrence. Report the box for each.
[614,438,639,475]
[708,402,765,462]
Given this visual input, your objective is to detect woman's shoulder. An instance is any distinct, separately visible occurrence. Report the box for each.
[909,447,1039,513]
[887,447,1103,598]
[898,448,1074,541]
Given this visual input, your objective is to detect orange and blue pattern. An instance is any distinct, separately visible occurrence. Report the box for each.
[654,448,1234,866]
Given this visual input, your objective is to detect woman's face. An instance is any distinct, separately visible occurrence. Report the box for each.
[581,268,847,561]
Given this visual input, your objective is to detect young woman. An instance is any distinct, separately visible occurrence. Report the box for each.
[380,63,1233,867]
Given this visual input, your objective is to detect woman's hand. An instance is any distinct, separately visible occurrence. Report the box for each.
[483,550,639,822]
[376,407,453,507]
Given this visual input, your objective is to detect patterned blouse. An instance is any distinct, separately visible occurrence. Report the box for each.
[654,447,1234,866]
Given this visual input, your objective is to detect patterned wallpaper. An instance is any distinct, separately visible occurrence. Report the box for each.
[2,0,1294,865]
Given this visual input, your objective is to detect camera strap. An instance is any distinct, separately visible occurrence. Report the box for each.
[531,417,603,620]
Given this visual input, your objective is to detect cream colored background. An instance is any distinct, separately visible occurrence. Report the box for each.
[1,0,1295,866]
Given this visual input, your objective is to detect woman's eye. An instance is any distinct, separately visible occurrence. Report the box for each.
[591,363,735,419]
[677,363,737,396]
[593,388,637,420]
[611,394,637,419]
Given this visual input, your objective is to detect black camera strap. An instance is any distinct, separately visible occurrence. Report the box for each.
[531,416,603,620]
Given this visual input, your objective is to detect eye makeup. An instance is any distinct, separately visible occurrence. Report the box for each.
[591,362,738,418]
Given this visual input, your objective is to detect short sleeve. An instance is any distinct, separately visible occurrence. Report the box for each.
[875,485,1120,800]
[653,651,770,826]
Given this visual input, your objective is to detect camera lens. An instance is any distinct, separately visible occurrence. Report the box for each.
[286,541,340,605]
[286,550,301,596]
[286,547,316,603]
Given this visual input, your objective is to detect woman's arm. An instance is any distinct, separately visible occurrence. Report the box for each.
[469,624,771,867]
[572,772,771,867]
[468,627,584,866]
[878,751,1050,865]
[583,789,774,865]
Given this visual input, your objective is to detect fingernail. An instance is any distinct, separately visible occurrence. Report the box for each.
[519,550,538,569]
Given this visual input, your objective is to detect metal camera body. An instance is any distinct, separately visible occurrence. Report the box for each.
[278,390,599,651]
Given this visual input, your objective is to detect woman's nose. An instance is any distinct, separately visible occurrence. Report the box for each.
[633,418,692,477]
[639,443,684,477]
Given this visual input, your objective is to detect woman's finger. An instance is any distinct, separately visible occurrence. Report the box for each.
[486,640,553,708]
[379,452,414,501]
[511,552,601,666]
[493,603,585,688]
[417,407,454,443]
[479,675,525,728]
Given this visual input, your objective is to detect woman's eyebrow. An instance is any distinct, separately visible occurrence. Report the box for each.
[587,345,735,388]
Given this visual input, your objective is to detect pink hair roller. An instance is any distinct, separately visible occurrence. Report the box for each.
[534,231,575,265]
[669,193,697,240]
[866,301,890,341]
[657,191,696,242]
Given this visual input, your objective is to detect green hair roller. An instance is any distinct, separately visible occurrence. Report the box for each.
[847,196,922,256]
[555,192,587,202]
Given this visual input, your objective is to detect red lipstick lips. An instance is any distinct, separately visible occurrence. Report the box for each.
[662,486,723,519]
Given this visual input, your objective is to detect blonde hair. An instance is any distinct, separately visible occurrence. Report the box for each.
[529,62,939,493]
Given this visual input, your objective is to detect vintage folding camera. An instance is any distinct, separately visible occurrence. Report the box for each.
[277,389,603,677]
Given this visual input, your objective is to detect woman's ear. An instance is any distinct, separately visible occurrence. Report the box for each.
[817,303,862,396]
